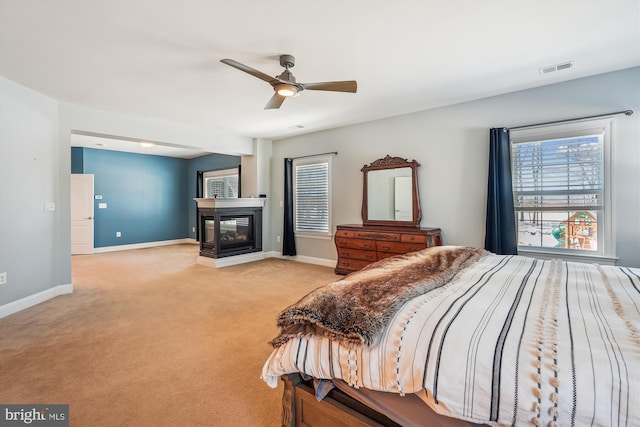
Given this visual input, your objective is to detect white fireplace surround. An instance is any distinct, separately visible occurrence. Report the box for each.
[193,197,266,209]
[194,197,266,268]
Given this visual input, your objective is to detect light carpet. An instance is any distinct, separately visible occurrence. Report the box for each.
[0,244,338,426]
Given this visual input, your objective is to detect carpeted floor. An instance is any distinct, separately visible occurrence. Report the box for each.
[0,244,338,426]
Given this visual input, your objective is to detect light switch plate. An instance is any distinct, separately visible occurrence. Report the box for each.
[98,203,107,209]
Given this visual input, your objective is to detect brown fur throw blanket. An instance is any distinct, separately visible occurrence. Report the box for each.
[270,246,489,348]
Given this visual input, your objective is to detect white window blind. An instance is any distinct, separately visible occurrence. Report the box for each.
[512,134,603,212]
[295,161,330,234]
[511,129,607,254]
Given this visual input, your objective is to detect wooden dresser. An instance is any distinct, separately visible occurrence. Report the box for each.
[334,224,442,275]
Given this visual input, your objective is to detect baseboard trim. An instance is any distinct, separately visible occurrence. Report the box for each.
[197,251,265,268]
[94,238,197,253]
[0,284,74,319]
[265,251,336,268]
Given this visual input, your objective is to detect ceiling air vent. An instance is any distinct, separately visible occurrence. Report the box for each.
[539,61,573,75]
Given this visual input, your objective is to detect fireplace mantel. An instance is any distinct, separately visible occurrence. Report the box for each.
[194,197,266,209]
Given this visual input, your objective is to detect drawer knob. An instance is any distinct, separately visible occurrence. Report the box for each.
[381,245,390,250]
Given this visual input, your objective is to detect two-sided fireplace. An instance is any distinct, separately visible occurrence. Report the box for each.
[194,198,265,266]
[198,206,262,258]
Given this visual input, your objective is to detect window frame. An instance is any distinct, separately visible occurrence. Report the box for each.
[510,118,615,264]
[203,167,239,199]
[293,155,332,240]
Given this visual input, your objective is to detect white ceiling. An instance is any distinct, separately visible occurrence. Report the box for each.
[1,0,639,157]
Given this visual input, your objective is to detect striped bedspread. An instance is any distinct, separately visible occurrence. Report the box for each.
[262,252,640,426]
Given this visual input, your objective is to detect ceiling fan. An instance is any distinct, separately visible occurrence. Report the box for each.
[220,54,357,110]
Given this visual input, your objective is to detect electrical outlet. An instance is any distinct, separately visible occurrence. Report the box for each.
[276,236,281,243]
[116,231,121,238]
[192,227,196,233]
[0,272,7,285]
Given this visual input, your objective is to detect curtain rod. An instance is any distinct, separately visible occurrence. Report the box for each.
[288,151,338,160]
[508,109,633,131]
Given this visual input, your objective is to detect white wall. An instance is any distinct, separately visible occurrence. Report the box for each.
[0,76,63,306]
[241,138,273,252]
[269,67,640,267]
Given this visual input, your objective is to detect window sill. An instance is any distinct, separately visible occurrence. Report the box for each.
[295,232,333,241]
[518,248,618,266]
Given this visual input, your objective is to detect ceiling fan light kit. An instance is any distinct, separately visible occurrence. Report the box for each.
[275,84,298,97]
[220,54,357,109]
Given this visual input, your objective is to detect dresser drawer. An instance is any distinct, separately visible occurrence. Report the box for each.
[400,234,427,243]
[354,231,400,241]
[335,229,355,239]
[335,237,376,251]
[376,241,427,254]
[336,258,371,272]
[337,248,377,262]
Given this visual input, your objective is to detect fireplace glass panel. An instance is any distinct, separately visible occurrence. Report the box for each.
[197,206,262,258]
[219,215,254,250]
[204,219,216,244]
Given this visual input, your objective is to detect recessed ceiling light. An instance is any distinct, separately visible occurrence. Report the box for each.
[140,142,155,148]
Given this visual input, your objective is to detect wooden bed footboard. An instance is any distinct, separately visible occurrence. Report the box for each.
[280,373,400,427]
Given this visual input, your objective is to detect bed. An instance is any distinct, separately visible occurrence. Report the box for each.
[261,246,640,426]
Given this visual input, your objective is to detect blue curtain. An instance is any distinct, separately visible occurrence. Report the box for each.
[195,171,203,242]
[283,158,297,256]
[484,128,518,255]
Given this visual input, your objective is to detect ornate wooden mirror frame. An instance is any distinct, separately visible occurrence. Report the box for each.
[361,155,421,228]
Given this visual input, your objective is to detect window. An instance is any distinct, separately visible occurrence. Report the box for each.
[204,168,238,198]
[294,156,331,235]
[511,119,613,260]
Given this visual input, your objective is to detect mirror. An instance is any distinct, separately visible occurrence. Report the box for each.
[361,155,421,228]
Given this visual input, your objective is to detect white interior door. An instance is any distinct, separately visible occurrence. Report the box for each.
[394,176,413,221]
[71,174,94,254]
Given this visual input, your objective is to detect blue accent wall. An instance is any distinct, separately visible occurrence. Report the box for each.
[71,148,240,248]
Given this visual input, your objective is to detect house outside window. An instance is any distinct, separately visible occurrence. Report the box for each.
[510,119,614,262]
[204,168,238,198]
[294,156,331,236]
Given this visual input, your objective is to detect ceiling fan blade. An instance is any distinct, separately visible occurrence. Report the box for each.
[264,93,286,110]
[301,80,357,93]
[220,59,278,84]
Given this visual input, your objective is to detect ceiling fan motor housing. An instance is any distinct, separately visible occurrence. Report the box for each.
[279,54,295,69]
